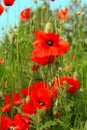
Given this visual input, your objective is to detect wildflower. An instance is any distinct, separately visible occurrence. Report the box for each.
[0,4,4,15]
[51,76,81,97]
[22,101,37,114]
[13,113,30,130]
[1,93,25,112]
[62,76,81,94]
[57,7,69,20]
[32,30,70,57]
[0,114,30,130]
[30,87,52,110]
[0,115,13,130]
[3,0,15,6]
[0,59,4,64]
[30,55,55,65]
[22,81,52,112]
[21,81,51,97]
[20,8,31,21]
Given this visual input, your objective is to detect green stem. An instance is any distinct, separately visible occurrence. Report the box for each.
[16,33,21,92]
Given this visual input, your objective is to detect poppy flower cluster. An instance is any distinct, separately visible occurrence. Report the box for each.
[0,77,81,129]
[30,30,70,65]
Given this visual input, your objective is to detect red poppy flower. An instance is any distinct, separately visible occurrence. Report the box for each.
[21,81,50,97]
[1,93,25,112]
[51,76,81,98]
[1,115,13,130]
[63,76,81,94]
[22,81,52,113]
[57,8,69,20]
[22,101,37,115]
[30,55,55,65]
[0,114,30,130]
[32,30,70,57]
[13,113,30,130]
[0,4,4,15]
[0,59,4,64]
[20,8,31,21]
[31,87,52,110]
[3,0,15,6]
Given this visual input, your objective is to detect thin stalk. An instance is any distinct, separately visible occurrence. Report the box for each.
[16,32,21,92]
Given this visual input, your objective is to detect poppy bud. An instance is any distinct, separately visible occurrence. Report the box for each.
[33,0,37,3]
[81,12,85,16]
[44,22,52,33]
[76,11,81,15]
[73,0,76,3]
[32,14,37,20]
[42,5,47,10]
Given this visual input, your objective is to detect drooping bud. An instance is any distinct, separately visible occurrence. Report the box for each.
[76,11,81,15]
[44,22,52,33]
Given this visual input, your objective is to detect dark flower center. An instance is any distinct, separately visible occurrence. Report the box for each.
[39,101,45,106]
[46,40,54,46]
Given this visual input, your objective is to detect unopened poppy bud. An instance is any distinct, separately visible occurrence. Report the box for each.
[73,0,76,3]
[58,67,62,72]
[57,28,61,33]
[5,8,8,12]
[33,0,37,3]
[76,11,81,15]
[73,71,78,79]
[78,0,81,3]
[32,14,37,20]
[25,96,30,103]
[63,58,67,63]
[44,22,52,33]
[81,12,85,16]
[84,38,87,45]
[42,5,47,10]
